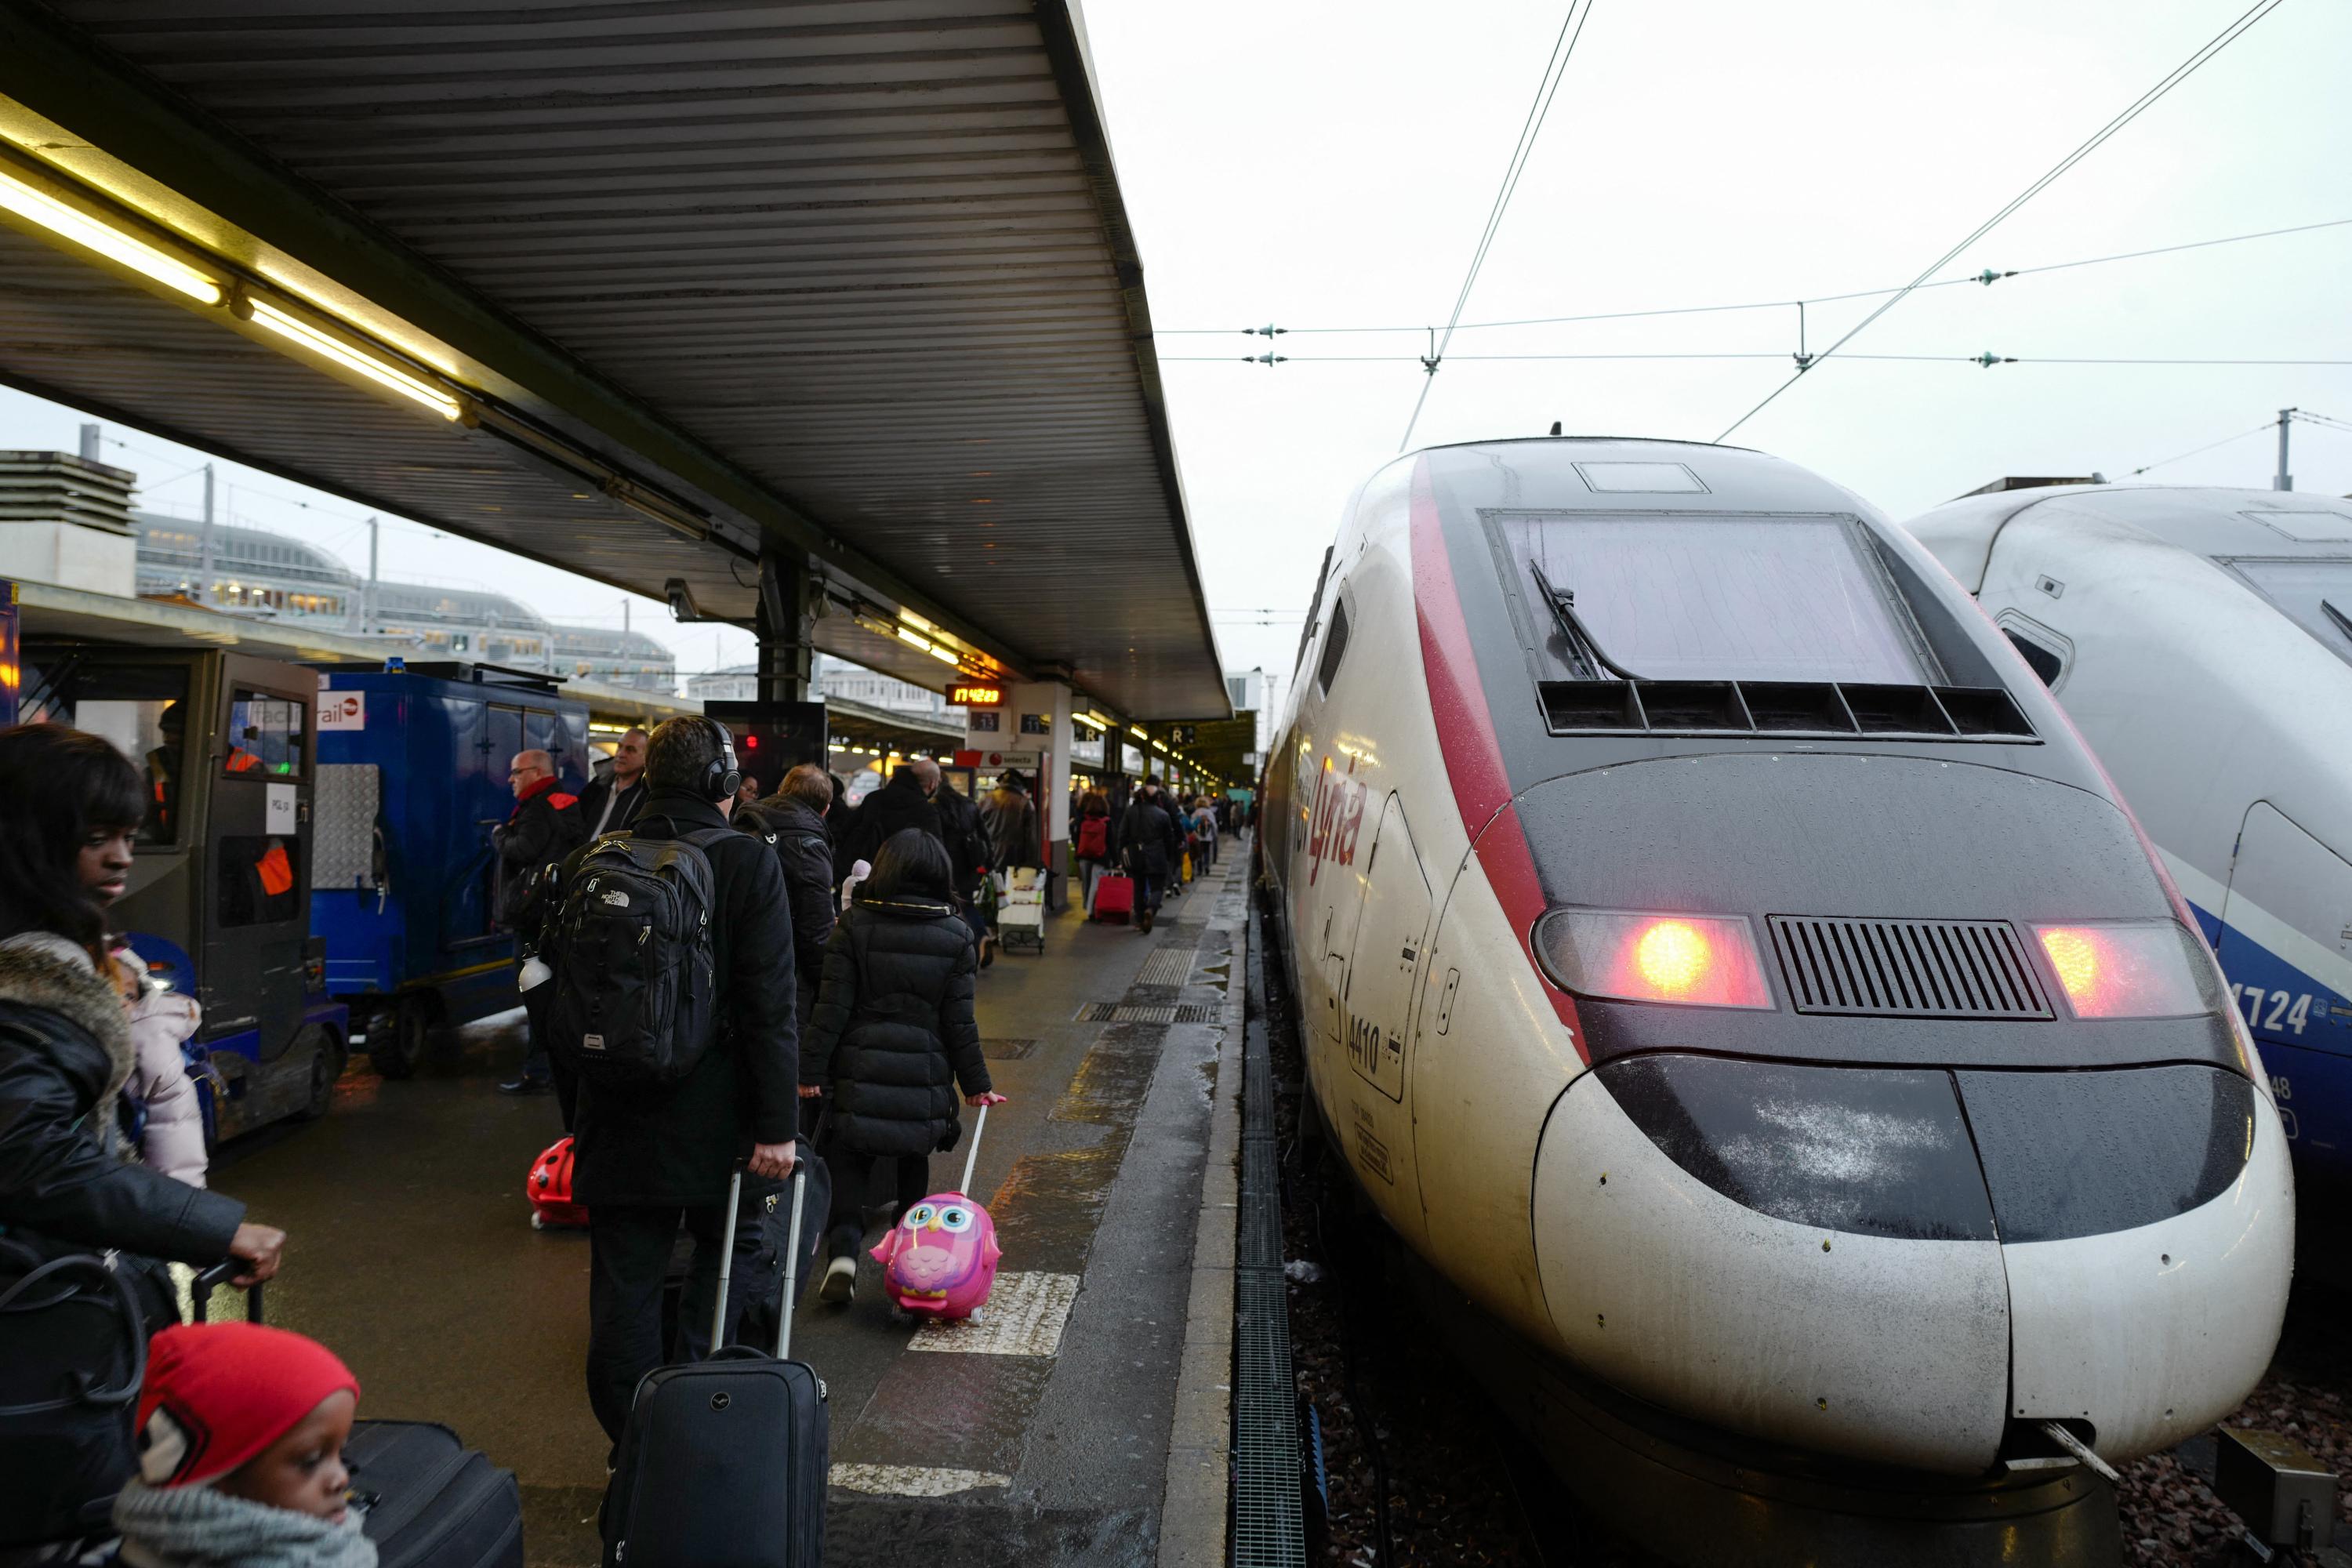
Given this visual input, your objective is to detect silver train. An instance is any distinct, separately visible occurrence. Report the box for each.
[1261,437,2294,1561]
[1908,482,2352,1189]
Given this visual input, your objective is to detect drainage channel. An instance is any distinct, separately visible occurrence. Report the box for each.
[1232,898,1308,1567]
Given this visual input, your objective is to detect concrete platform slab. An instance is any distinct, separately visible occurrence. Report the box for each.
[208,843,1249,1567]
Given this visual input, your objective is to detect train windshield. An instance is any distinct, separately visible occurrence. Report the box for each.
[2223,557,2352,666]
[1489,513,1936,684]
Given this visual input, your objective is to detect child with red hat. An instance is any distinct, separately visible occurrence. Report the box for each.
[111,1321,374,1567]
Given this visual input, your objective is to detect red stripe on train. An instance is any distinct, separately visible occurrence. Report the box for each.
[1409,458,1588,1060]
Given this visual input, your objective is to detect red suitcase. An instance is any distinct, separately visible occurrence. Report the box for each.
[1091,873,1135,924]
[528,1135,589,1229]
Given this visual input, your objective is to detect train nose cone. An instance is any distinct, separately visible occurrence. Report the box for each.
[1533,1054,2293,1475]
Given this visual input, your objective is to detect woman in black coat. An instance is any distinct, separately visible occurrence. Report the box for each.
[797,829,1005,1305]
[0,724,286,1544]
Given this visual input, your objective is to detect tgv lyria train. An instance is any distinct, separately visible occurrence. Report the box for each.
[1263,437,2292,1559]
[1908,482,2352,1187]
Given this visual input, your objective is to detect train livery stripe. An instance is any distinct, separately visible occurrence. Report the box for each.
[1409,458,1589,1061]
[1408,457,1512,832]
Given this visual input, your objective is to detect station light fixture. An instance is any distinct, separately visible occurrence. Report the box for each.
[1130,725,1149,740]
[0,160,223,304]
[1069,711,1108,732]
[239,296,463,420]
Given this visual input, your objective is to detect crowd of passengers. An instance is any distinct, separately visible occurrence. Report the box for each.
[0,716,1245,1565]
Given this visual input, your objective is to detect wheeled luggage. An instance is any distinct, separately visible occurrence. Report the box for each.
[604,1160,826,1568]
[872,1104,1002,1323]
[346,1420,524,1568]
[1091,872,1134,924]
[658,1150,831,1358]
[527,1134,589,1229]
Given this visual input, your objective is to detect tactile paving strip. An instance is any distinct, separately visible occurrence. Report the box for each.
[1134,947,1199,988]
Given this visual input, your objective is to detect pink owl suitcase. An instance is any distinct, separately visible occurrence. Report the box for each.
[871,1105,1002,1321]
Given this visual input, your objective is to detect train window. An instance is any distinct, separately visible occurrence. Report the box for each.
[17,660,192,845]
[2220,557,2352,668]
[216,834,300,927]
[224,690,305,779]
[1573,460,1708,494]
[1488,513,1936,685]
[1315,597,1352,695]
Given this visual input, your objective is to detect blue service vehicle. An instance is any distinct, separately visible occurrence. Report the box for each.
[310,661,590,1077]
[17,641,348,1142]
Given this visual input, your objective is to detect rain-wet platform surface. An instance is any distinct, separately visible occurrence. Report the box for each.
[213,850,1248,1566]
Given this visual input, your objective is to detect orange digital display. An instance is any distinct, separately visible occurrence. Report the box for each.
[949,682,1005,706]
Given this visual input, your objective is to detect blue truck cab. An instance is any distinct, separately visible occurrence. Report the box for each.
[310,661,590,1076]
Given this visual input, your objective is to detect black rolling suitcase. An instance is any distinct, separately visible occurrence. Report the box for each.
[604,1159,826,1568]
[188,1268,525,1568]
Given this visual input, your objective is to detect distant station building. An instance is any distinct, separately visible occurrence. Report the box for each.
[132,511,678,691]
[689,654,958,717]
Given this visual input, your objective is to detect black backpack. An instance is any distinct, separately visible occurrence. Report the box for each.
[546,824,728,1088]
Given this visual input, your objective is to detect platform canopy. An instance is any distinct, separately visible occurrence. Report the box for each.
[0,0,1228,720]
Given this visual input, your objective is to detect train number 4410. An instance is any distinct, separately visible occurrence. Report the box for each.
[2230,983,2312,1035]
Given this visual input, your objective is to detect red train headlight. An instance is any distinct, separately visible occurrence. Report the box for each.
[2032,922,2212,1019]
[1535,910,1773,1009]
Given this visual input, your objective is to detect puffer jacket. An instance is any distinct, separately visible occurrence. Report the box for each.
[118,945,207,1187]
[0,934,244,1268]
[800,895,990,1158]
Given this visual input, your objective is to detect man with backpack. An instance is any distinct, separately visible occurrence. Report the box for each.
[540,717,802,1450]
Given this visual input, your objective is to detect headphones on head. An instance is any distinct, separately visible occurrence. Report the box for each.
[702,717,741,802]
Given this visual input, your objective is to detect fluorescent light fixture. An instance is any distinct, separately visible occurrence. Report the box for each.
[901,611,935,633]
[897,628,936,654]
[1130,725,1149,739]
[0,164,222,304]
[1069,711,1107,732]
[245,298,462,420]
[927,644,959,666]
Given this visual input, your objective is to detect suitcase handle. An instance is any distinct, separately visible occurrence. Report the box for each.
[191,1262,265,1324]
[710,1151,811,1362]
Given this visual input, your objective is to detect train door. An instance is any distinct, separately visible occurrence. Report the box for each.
[1338,793,1430,1237]
[2217,801,2352,1159]
[204,656,314,1062]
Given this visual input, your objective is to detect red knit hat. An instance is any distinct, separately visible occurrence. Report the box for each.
[135,1322,361,1487]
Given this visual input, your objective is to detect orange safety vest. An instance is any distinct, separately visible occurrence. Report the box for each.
[256,841,294,897]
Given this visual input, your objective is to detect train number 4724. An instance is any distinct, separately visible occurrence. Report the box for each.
[2230,983,2312,1035]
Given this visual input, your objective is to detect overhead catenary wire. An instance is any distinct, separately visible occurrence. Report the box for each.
[1713,0,2290,442]
[1398,0,1599,452]
[2122,422,2277,477]
[1161,215,2352,339]
[1168,350,2352,366]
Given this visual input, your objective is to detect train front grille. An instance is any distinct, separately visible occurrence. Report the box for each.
[1766,915,2053,1020]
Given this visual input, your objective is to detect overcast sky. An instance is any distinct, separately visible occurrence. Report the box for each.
[5,0,2347,706]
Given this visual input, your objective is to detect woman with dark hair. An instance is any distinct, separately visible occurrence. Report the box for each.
[797,827,1006,1307]
[0,723,287,1544]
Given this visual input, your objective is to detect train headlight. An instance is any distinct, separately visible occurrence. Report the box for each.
[2032,922,2214,1019]
[1535,910,1773,1009]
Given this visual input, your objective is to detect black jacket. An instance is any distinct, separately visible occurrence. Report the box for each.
[575,774,645,840]
[801,896,989,1158]
[1120,797,1178,877]
[492,779,585,928]
[566,795,800,1207]
[933,781,988,898]
[842,769,942,870]
[0,937,245,1268]
[741,796,837,1026]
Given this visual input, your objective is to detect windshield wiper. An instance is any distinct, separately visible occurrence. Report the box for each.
[2322,599,2352,645]
[1529,561,1646,681]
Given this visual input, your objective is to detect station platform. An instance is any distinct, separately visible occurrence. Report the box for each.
[210,848,1249,1568]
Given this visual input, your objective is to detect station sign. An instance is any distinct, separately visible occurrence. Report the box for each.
[947,681,1004,707]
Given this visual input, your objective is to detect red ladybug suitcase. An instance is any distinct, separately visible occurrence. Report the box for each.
[528,1135,590,1229]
